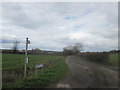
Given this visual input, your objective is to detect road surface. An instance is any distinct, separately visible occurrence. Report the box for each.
[49,56,118,88]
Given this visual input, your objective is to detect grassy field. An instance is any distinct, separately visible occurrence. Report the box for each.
[107,53,119,66]
[2,54,63,70]
[2,53,69,88]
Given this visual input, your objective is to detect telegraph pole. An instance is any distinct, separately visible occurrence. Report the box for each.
[24,37,30,78]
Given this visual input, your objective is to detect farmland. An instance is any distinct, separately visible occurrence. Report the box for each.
[2,52,119,88]
[2,54,65,70]
[2,53,69,88]
[107,53,119,66]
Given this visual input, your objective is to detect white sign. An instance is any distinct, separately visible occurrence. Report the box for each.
[25,57,28,64]
[35,64,44,69]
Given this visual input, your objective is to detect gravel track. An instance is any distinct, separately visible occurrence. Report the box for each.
[49,56,118,88]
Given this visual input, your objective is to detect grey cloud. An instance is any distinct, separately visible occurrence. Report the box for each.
[2,3,41,29]
[1,2,118,51]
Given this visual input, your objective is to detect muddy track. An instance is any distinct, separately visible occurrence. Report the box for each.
[49,56,118,88]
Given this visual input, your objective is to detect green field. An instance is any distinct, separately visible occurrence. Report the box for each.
[2,54,64,70]
[107,53,119,66]
[2,53,69,88]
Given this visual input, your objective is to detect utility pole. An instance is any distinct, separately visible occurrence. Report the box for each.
[24,37,30,78]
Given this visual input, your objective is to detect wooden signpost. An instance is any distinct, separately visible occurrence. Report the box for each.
[24,38,30,78]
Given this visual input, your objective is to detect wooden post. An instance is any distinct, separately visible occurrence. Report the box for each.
[24,38,29,78]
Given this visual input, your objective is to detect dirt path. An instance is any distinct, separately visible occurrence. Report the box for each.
[49,56,118,88]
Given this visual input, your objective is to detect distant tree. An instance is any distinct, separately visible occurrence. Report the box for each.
[34,48,41,51]
[73,43,83,53]
[33,48,41,53]
[63,47,73,55]
[63,43,83,55]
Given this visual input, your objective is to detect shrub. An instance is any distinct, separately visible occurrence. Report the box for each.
[79,52,108,63]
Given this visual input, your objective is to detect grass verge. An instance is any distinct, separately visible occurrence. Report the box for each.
[3,57,69,88]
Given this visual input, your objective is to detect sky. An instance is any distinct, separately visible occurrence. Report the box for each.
[1,2,118,52]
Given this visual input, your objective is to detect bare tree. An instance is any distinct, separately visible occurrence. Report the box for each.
[73,43,83,53]
[63,43,83,55]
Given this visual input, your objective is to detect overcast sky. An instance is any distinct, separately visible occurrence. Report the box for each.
[1,2,118,52]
